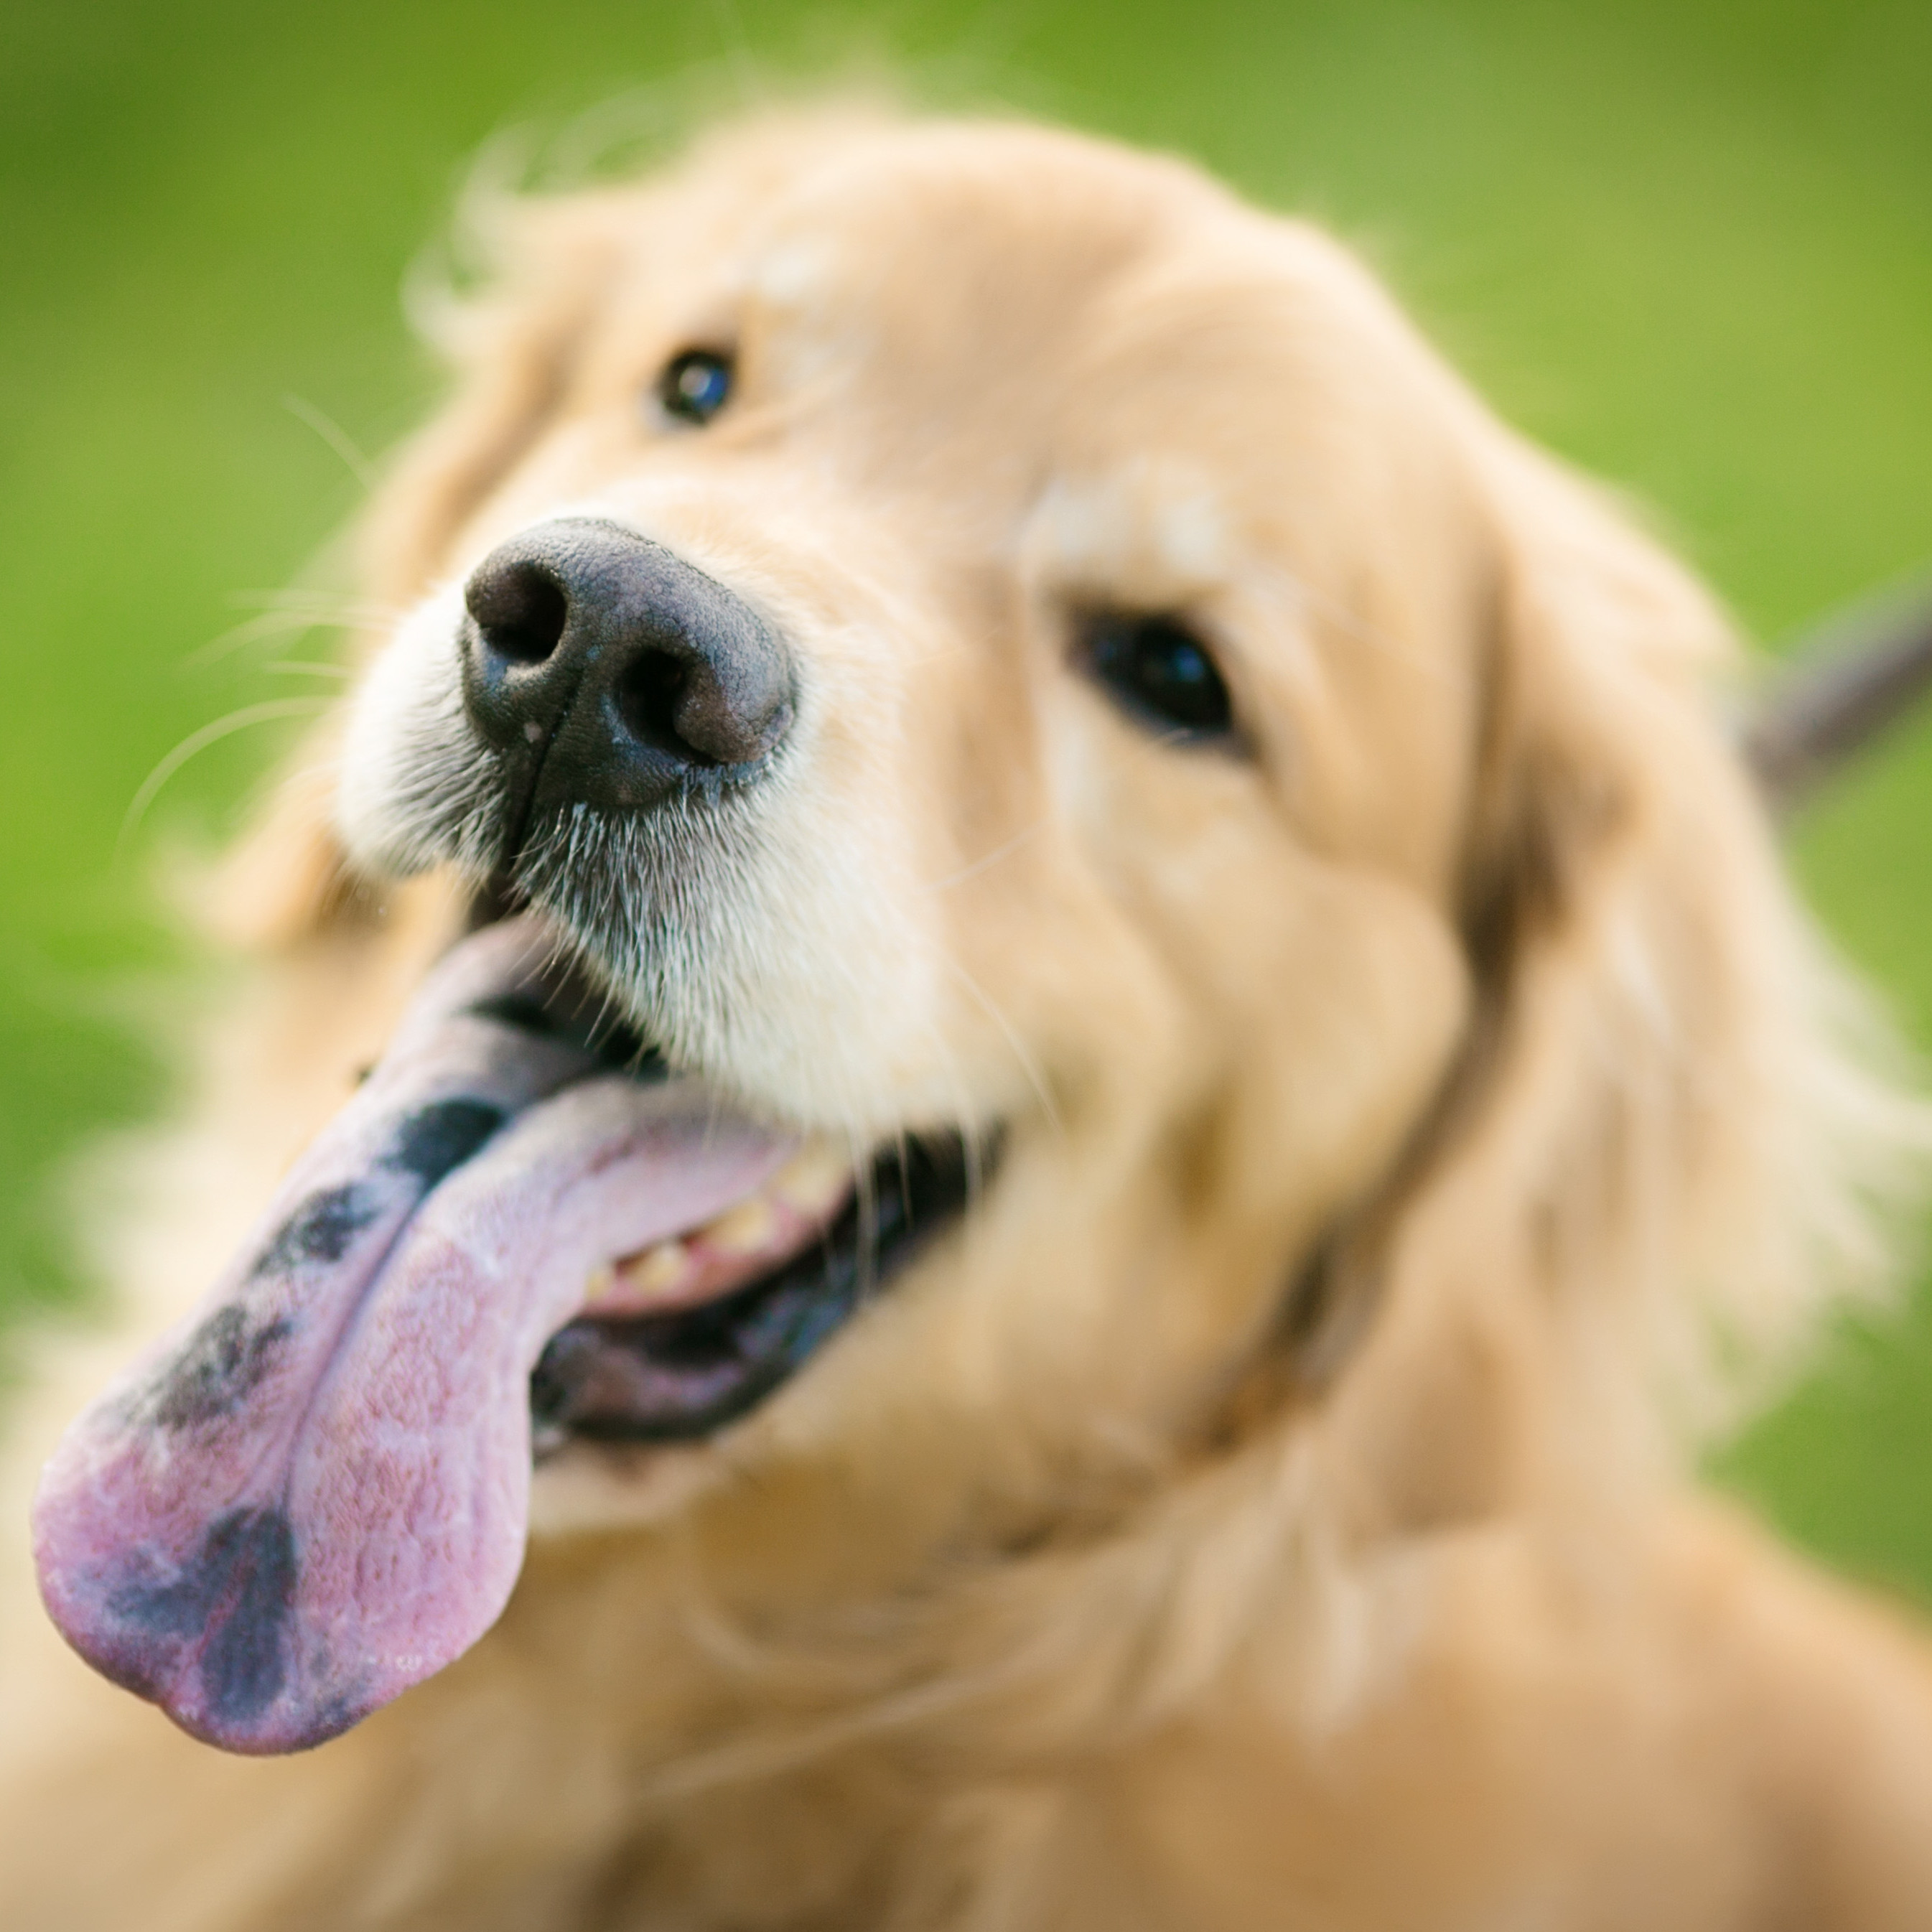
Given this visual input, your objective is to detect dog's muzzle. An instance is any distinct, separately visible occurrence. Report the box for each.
[459,517,795,841]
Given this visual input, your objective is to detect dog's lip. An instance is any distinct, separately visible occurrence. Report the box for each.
[529,1124,984,1448]
[577,1137,854,1320]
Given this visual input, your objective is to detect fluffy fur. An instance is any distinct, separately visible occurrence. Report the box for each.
[6,108,1932,1930]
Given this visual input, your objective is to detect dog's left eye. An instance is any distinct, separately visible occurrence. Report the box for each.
[655,349,734,426]
[1078,611,1235,742]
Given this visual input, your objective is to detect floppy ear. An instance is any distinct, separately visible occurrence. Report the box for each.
[1310,437,1927,1526]
[210,192,640,951]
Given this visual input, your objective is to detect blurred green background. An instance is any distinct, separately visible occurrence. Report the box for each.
[4,0,1929,1588]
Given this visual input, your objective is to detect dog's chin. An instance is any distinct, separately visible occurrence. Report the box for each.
[526,1433,732,1535]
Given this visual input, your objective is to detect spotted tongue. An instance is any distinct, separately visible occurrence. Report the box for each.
[32,918,795,1755]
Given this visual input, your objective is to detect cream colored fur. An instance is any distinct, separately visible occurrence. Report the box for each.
[6,108,1932,1931]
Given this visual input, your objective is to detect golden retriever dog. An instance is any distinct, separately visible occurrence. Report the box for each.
[7,106,1932,1931]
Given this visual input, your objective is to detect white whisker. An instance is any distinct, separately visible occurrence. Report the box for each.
[281,393,378,493]
[116,697,337,864]
[941,953,1062,1139]
[184,592,398,669]
[920,821,1045,892]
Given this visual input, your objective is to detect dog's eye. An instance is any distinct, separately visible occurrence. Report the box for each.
[655,349,734,426]
[1078,612,1235,742]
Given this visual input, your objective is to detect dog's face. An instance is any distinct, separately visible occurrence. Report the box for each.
[41,109,1895,1768]
[334,118,1498,1506]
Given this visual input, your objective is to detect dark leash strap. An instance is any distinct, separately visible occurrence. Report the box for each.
[1744,571,1932,812]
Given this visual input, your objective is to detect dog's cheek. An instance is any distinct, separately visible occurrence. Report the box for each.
[1107,870,1471,1406]
[685,887,1472,1513]
[667,820,959,1132]
[1228,871,1470,1223]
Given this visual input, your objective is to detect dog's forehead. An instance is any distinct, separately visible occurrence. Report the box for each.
[589,125,1359,414]
[527,122,1473,642]
[728,123,1220,293]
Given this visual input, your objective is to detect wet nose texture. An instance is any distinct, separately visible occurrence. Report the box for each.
[459,518,795,830]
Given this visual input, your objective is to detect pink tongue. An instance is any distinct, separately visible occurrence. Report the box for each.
[32,919,793,1754]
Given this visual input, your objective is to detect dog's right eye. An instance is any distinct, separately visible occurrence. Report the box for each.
[655,349,734,426]
[1077,611,1236,744]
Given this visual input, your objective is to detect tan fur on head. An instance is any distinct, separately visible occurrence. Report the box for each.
[10,106,1932,1932]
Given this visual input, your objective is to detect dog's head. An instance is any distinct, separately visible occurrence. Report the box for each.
[337,112,1491,1416]
[325,107,1923,1555]
[39,112,1920,1758]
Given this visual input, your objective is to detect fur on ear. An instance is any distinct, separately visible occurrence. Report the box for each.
[1312,432,1931,1527]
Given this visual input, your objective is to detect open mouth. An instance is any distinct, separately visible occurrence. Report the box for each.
[532,1129,977,1450]
[452,905,986,1452]
[32,910,989,1755]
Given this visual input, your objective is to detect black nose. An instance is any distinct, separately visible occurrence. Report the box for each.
[458,518,794,819]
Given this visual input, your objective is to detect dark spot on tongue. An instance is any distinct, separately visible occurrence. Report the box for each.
[108,1508,299,1725]
[466,991,565,1035]
[146,1305,294,1430]
[467,993,666,1079]
[254,1183,378,1274]
[383,1098,508,1186]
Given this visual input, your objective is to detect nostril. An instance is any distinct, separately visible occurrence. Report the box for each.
[467,561,570,666]
[458,519,793,811]
[614,650,718,765]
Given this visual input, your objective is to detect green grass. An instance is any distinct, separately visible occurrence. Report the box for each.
[5,0,1931,1588]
